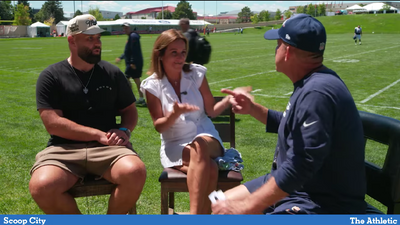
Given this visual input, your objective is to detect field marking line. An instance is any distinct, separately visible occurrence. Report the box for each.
[209,70,276,85]
[360,78,400,103]
[358,104,400,110]
[325,45,400,61]
[210,54,274,63]
[212,89,288,99]
[253,93,289,98]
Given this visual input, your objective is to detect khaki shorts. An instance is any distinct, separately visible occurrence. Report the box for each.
[30,142,138,180]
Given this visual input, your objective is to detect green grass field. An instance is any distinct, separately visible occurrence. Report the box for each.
[1,16,400,214]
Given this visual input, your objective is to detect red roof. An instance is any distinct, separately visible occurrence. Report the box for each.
[197,16,237,20]
[127,6,197,15]
[127,6,176,15]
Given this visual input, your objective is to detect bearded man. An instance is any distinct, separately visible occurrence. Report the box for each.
[29,14,146,214]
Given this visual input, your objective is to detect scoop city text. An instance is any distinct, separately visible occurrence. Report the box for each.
[3,217,46,225]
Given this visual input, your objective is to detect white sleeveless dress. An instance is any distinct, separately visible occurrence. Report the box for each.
[140,64,223,168]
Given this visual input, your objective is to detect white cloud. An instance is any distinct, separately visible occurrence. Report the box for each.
[221,2,247,10]
[165,3,176,7]
[250,3,287,12]
[121,4,153,13]
[88,1,120,8]
[192,8,202,14]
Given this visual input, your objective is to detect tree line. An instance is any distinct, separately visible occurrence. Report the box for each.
[235,4,328,24]
[0,0,197,26]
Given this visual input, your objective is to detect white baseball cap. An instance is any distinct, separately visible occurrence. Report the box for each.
[67,14,105,36]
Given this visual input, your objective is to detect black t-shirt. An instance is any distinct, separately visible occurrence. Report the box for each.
[36,59,136,146]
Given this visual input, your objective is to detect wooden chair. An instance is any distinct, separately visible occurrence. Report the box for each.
[158,96,243,214]
[360,111,400,214]
[68,175,136,214]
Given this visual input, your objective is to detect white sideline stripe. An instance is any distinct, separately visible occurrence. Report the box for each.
[358,104,400,110]
[360,78,400,103]
[209,70,276,85]
[252,89,262,93]
[12,47,42,49]
[212,90,287,99]
[253,93,288,98]
[284,92,293,95]
[211,54,274,63]
[326,45,400,61]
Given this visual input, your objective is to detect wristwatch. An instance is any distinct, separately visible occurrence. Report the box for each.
[119,127,131,138]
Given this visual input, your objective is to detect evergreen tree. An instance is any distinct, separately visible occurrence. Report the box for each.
[237,6,253,23]
[74,10,83,17]
[0,1,14,24]
[172,1,196,20]
[34,1,64,24]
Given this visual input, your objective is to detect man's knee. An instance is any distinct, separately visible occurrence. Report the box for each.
[115,156,146,185]
[29,168,77,199]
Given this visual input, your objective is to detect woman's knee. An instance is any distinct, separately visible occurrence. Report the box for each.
[193,136,223,158]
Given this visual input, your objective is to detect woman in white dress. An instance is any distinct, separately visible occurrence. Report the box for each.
[140,29,232,214]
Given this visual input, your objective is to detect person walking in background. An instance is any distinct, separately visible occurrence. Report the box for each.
[354,25,362,45]
[212,14,366,215]
[30,14,146,214]
[179,18,198,64]
[116,23,146,106]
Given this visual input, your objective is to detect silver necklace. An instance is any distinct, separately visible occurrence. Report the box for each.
[69,64,95,94]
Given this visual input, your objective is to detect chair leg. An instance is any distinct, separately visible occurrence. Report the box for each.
[128,204,137,214]
[169,192,175,214]
[161,188,169,214]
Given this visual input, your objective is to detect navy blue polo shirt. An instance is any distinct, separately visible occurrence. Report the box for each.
[266,68,366,213]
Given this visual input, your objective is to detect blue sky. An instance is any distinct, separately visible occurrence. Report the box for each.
[26,1,378,17]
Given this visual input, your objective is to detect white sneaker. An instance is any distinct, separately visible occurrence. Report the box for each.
[355,43,357,45]
[359,42,362,45]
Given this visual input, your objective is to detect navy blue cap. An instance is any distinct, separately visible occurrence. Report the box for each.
[264,14,326,53]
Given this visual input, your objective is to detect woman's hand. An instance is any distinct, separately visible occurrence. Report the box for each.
[172,101,200,115]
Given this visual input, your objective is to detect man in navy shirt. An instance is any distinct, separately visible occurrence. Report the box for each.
[212,14,366,214]
[116,23,146,106]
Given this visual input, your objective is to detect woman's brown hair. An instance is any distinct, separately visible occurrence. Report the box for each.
[147,29,191,79]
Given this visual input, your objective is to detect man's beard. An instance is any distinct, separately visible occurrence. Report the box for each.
[78,46,101,64]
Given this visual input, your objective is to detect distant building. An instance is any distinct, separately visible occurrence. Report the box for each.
[198,9,273,24]
[197,15,237,24]
[125,6,197,19]
[83,10,123,19]
[289,1,400,13]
